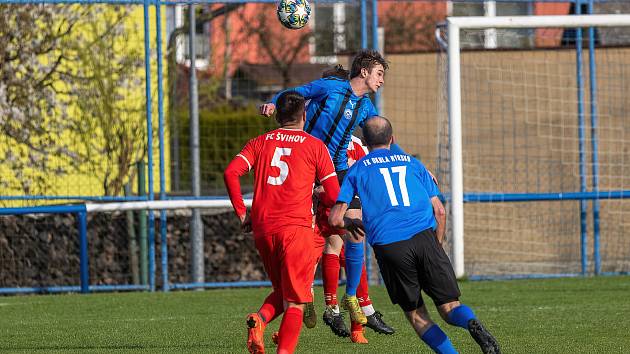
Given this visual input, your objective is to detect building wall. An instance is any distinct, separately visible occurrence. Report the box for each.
[0,6,170,203]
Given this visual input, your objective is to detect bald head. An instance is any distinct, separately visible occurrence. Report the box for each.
[363,116,393,149]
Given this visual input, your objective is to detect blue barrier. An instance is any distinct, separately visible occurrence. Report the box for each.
[78,212,89,294]
[0,284,150,295]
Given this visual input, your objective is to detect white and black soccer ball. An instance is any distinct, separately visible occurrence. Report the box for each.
[276,0,311,30]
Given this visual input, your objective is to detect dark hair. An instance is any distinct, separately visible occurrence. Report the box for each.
[362,116,392,147]
[275,91,305,125]
[350,50,388,79]
[322,64,349,80]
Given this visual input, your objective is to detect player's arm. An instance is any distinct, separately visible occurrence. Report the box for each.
[318,175,340,209]
[329,202,365,240]
[223,143,256,232]
[328,202,348,230]
[431,196,447,246]
[328,166,365,239]
[415,159,445,244]
[260,79,330,117]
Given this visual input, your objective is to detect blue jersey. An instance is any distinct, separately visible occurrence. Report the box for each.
[389,143,405,155]
[337,148,439,246]
[272,77,378,171]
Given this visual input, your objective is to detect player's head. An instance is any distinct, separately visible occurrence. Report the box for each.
[350,50,388,93]
[275,91,306,128]
[322,64,349,80]
[363,116,393,150]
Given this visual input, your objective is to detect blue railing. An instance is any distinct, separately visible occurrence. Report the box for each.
[1,188,629,294]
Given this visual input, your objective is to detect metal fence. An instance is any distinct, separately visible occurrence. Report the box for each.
[2,0,630,294]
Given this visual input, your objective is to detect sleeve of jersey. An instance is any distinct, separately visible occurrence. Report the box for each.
[348,139,367,161]
[390,143,406,155]
[337,165,358,204]
[415,159,439,198]
[223,141,256,218]
[319,176,340,208]
[271,78,329,104]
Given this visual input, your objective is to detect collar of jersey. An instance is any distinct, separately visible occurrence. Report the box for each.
[369,147,391,155]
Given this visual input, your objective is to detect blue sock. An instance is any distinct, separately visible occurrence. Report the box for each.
[343,240,364,296]
[448,304,477,329]
[421,324,458,354]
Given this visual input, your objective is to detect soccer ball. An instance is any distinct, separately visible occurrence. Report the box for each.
[276,0,311,30]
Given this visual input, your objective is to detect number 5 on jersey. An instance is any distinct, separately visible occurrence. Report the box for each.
[267,147,292,185]
[379,166,410,206]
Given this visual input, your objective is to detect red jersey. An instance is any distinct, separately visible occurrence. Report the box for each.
[347,135,368,163]
[225,128,338,235]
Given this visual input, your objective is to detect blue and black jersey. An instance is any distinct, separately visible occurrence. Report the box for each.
[272,77,378,171]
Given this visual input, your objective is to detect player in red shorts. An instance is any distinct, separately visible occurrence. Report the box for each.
[224,91,341,354]
[313,135,395,344]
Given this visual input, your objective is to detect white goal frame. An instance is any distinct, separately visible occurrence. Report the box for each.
[447,15,630,278]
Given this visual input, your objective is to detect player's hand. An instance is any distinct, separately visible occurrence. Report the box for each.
[436,234,445,247]
[312,185,324,211]
[240,214,252,233]
[259,103,276,117]
[344,217,365,241]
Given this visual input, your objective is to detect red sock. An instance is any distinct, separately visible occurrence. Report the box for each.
[277,307,303,354]
[258,290,284,324]
[339,246,346,267]
[351,320,363,332]
[322,254,340,306]
[357,264,372,307]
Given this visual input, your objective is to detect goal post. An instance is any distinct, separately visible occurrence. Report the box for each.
[445,15,630,279]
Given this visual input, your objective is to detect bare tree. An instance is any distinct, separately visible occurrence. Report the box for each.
[238,5,313,89]
[382,3,441,53]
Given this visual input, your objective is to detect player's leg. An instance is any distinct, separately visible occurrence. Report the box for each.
[343,250,368,344]
[373,235,457,354]
[420,229,500,354]
[322,234,343,308]
[276,226,317,354]
[342,251,392,343]
[437,301,500,354]
[341,207,367,325]
[406,304,458,354]
[247,234,283,354]
[277,302,305,354]
[321,233,350,337]
[257,290,285,325]
[356,262,395,335]
[303,225,326,329]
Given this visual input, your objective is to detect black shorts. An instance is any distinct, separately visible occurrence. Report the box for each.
[372,229,461,312]
[336,169,361,210]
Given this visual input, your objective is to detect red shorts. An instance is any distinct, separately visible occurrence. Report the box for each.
[315,204,345,239]
[313,224,326,265]
[254,226,316,303]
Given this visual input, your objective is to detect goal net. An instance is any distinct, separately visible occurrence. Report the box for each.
[438,14,630,279]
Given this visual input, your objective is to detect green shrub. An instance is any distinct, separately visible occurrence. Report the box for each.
[173,105,278,195]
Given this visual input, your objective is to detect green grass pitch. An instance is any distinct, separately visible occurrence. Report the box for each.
[1,276,629,353]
